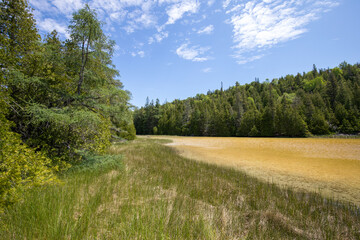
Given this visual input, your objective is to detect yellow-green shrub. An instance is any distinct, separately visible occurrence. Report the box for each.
[0,101,56,211]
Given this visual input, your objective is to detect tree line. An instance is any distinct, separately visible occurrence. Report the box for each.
[0,0,134,209]
[135,63,360,137]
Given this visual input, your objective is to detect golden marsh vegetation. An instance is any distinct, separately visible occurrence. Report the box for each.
[153,136,360,205]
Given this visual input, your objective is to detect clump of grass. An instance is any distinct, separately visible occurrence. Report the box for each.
[1,138,359,239]
[0,153,123,239]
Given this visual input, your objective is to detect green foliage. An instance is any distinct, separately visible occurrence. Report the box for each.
[0,0,40,71]
[0,92,56,211]
[2,3,133,162]
[114,120,136,140]
[309,110,330,135]
[153,126,158,135]
[0,1,133,210]
[238,110,260,136]
[135,63,360,137]
[276,104,308,137]
[304,76,325,92]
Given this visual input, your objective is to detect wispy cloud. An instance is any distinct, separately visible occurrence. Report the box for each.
[131,50,145,58]
[236,54,265,65]
[202,67,212,73]
[31,0,202,39]
[109,10,127,21]
[207,0,215,7]
[138,50,145,58]
[124,9,157,33]
[149,31,169,44]
[51,0,83,16]
[165,0,200,25]
[197,24,214,34]
[30,0,84,38]
[227,0,340,64]
[222,0,231,9]
[30,0,57,13]
[176,43,211,62]
[37,18,69,38]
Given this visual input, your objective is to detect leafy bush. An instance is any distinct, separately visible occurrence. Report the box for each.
[0,97,56,211]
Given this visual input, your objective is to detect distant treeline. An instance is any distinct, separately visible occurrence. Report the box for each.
[134,63,360,137]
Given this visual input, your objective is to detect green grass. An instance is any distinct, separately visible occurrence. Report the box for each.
[1,138,359,239]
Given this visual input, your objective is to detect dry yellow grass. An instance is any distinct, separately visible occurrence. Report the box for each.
[150,136,360,205]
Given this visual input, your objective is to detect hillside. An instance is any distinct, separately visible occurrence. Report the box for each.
[135,63,360,137]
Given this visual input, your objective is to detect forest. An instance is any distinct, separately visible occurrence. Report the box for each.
[0,0,134,210]
[135,63,360,137]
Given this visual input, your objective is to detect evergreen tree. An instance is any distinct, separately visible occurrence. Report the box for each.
[0,0,57,209]
[134,63,360,137]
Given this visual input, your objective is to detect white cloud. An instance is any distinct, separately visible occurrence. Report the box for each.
[138,50,145,58]
[109,10,127,21]
[65,0,160,33]
[30,0,57,13]
[314,0,340,8]
[133,12,156,27]
[236,54,265,65]
[30,0,204,39]
[197,24,214,34]
[30,0,83,38]
[176,43,211,62]
[166,0,200,25]
[90,0,122,13]
[227,0,339,64]
[149,31,169,44]
[124,9,157,33]
[207,0,215,6]
[37,18,69,38]
[51,0,84,16]
[131,50,145,58]
[158,0,181,5]
[202,67,212,73]
[223,0,231,9]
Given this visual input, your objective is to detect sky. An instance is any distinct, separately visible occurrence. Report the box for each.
[29,0,360,107]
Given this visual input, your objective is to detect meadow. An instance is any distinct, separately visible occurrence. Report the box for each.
[1,138,359,239]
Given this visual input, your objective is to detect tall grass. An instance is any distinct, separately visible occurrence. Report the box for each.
[0,154,123,239]
[1,138,359,239]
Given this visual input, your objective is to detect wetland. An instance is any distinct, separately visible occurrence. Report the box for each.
[152,136,360,205]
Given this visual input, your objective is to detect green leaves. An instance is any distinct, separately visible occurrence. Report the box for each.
[0,0,40,72]
[0,91,56,211]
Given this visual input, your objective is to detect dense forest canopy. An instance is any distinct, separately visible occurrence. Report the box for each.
[135,63,360,137]
[0,0,134,209]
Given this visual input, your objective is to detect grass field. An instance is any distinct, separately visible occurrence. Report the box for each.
[1,138,359,239]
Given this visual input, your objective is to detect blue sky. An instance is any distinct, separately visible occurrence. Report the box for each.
[30,0,360,107]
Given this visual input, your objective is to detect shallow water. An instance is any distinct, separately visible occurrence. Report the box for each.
[150,136,360,205]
